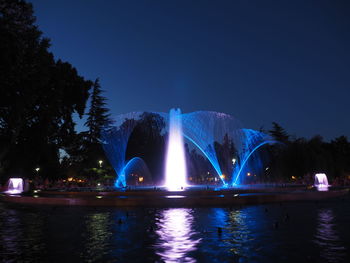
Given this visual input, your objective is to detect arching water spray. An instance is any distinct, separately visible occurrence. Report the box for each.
[232,140,274,185]
[165,109,187,190]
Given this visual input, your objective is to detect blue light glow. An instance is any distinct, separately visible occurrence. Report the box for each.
[102,110,273,189]
[101,112,143,187]
[232,140,275,186]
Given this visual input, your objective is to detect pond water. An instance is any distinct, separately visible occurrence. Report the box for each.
[1,197,349,262]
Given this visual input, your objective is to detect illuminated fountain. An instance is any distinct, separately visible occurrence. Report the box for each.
[165,108,187,191]
[101,112,143,187]
[102,109,273,189]
[314,173,329,191]
[231,129,276,185]
[181,111,242,185]
[4,178,24,194]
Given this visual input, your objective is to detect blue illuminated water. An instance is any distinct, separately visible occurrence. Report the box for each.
[1,197,349,262]
[102,110,275,188]
[231,129,275,186]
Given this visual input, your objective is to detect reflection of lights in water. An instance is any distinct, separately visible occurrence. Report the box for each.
[1,207,45,260]
[314,209,346,263]
[155,208,201,263]
[83,213,112,262]
[225,208,258,259]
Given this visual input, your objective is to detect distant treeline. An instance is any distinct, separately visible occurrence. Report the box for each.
[265,123,350,184]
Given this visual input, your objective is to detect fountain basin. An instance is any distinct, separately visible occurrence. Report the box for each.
[1,187,348,207]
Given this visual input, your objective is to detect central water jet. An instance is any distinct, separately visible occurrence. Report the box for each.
[165,108,187,191]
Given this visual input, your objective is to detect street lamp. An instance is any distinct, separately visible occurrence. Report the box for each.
[35,167,40,172]
[232,158,236,165]
[98,160,103,168]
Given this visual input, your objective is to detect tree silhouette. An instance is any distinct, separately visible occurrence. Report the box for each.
[269,122,289,143]
[73,78,113,178]
[85,78,112,143]
[0,0,92,180]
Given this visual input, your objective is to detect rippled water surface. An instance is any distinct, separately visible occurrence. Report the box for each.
[1,197,350,262]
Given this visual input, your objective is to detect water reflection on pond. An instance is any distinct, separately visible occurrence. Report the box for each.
[155,208,201,263]
[82,212,112,262]
[314,208,346,263]
[0,199,349,263]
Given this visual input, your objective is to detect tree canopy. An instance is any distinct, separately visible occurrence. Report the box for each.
[85,78,112,144]
[0,0,92,180]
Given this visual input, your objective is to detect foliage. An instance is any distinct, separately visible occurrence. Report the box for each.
[0,0,92,180]
[269,122,290,143]
[85,78,112,144]
[126,112,166,184]
[266,123,350,183]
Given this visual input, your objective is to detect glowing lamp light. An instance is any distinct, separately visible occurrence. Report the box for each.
[35,167,40,172]
[232,158,236,165]
[247,172,251,177]
[98,160,103,167]
[138,176,144,182]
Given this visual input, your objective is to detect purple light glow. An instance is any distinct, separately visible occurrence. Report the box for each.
[4,178,24,194]
[165,109,187,191]
[155,208,201,262]
[314,209,346,261]
[314,173,329,191]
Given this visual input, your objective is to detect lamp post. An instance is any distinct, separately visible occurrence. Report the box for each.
[98,160,103,168]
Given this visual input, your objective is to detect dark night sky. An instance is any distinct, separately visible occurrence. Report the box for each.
[30,0,350,140]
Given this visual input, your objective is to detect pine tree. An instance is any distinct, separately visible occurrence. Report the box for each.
[81,78,113,177]
[269,122,289,143]
[85,78,112,143]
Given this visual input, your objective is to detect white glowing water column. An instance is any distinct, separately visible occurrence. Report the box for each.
[5,178,24,194]
[314,173,329,187]
[165,109,187,190]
